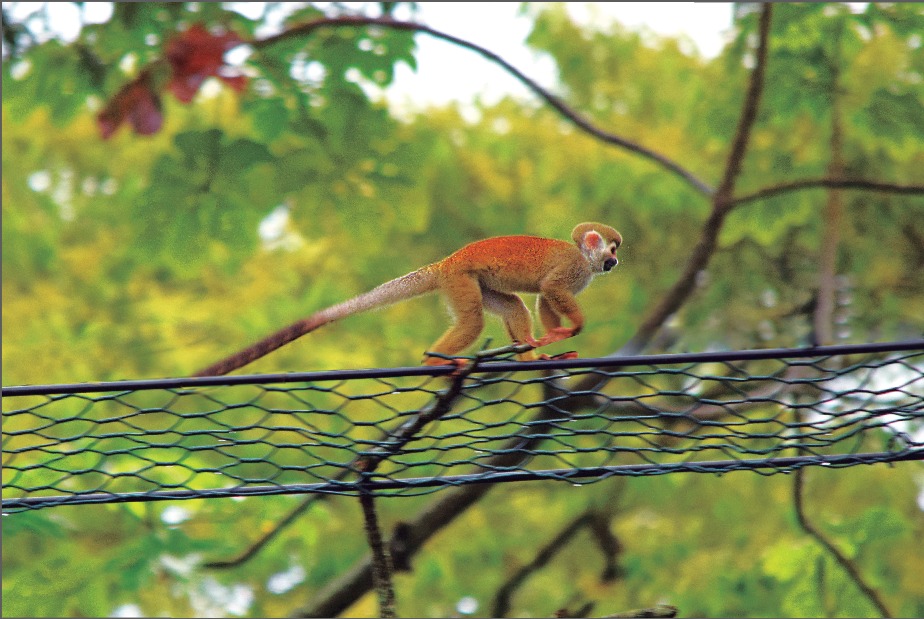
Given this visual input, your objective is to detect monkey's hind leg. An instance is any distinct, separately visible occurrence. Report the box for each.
[423,275,485,367]
[483,289,538,361]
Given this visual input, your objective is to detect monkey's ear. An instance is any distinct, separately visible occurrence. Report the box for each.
[582,230,605,250]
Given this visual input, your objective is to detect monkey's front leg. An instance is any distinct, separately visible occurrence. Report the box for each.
[531,288,583,348]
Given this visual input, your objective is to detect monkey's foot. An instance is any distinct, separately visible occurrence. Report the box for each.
[424,356,471,376]
[531,327,578,348]
[423,356,466,367]
[538,351,579,361]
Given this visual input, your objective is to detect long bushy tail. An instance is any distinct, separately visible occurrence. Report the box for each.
[193,267,439,377]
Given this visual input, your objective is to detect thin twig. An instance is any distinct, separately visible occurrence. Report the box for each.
[599,605,678,618]
[492,510,622,617]
[203,492,323,568]
[713,5,774,210]
[730,178,924,208]
[793,467,893,617]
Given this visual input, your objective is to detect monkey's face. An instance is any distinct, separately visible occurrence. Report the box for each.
[573,222,622,274]
[602,229,622,272]
[602,243,618,272]
[579,229,621,274]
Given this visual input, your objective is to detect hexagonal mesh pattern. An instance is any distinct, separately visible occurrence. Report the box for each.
[3,342,922,513]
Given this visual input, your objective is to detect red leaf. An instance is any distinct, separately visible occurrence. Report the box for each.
[218,73,248,93]
[97,71,163,139]
[165,23,246,103]
[127,84,164,136]
[98,23,246,138]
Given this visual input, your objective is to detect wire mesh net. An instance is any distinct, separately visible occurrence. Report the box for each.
[3,341,923,513]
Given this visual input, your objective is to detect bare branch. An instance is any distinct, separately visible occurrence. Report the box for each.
[297,474,496,617]
[207,352,479,569]
[492,510,622,617]
[296,368,591,617]
[204,493,324,568]
[599,605,678,618]
[618,3,774,357]
[731,178,924,209]
[713,5,774,209]
[254,16,713,196]
[359,487,397,618]
[793,468,893,617]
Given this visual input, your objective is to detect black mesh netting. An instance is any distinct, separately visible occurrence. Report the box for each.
[3,341,922,513]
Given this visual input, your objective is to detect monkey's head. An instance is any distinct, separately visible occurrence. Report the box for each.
[572,222,622,273]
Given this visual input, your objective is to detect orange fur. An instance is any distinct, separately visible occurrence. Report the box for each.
[423,224,621,364]
[296,223,622,366]
[194,223,621,377]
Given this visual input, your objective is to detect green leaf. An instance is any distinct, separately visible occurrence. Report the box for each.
[247,97,291,141]
[761,539,815,582]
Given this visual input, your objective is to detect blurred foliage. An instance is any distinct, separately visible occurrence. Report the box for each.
[2,2,923,618]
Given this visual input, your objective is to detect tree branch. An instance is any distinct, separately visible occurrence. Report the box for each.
[730,178,924,209]
[298,471,497,617]
[294,350,831,616]
[598,605,678,618]
[617,3,774,357]
[793,467,893,618]
[206,345,501,569]
[791,121,894,616]
[296,369,589,617]
[204,492,324,569]
[492,510,622,617]
[359,486,397,618]
[713,8,773,209]
[253,15,713,197]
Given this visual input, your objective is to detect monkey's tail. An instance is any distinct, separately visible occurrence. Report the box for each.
[311,266,439,325]
[193,267,440,377]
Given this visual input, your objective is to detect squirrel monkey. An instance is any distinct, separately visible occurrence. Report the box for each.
[195,223,621,375]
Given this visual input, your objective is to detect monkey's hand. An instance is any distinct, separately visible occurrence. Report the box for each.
[530,327,578,348]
